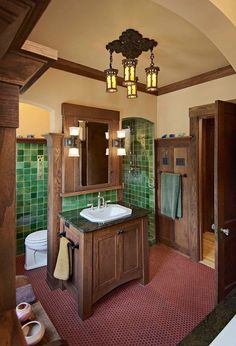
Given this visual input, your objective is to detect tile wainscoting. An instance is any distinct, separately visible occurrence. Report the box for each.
[16,141,48,255]
[122,118,155,244]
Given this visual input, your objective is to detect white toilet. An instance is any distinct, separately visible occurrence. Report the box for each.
[24,230,47,270]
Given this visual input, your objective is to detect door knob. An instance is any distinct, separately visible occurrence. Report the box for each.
[211,224,216,231]
[220,228,230,236]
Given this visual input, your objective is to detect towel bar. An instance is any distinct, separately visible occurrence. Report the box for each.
[160,171,187,178]
[58,232,79,250]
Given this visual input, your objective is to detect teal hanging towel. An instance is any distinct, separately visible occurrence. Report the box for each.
[160,172,182,220]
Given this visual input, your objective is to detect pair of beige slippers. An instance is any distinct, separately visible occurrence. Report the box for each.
[16,302,45,345]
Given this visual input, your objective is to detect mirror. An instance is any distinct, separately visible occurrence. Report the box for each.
[80,121,108,186]
[61,103,121,194]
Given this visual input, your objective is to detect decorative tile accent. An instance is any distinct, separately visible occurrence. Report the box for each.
[122,118,156,244]
[16,143,48,255]
[62,190,117,212]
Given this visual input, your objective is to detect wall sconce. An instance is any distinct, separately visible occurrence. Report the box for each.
[112,129,126,156]
[64,126,80,157]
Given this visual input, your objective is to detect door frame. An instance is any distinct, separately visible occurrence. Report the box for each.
[189,102,216,262]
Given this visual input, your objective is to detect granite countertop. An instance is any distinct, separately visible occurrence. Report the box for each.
[179,288,236,345]
[59,203,149,233]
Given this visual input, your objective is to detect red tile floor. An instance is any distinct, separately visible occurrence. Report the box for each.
[16,243,215,346]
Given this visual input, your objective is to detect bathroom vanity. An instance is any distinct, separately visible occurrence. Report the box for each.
[58,204,149,320]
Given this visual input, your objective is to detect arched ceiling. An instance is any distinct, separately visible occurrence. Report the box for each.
[152,0,236,70]
[28,0,230,87]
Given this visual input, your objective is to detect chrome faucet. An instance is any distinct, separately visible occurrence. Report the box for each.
[97,192,105,208]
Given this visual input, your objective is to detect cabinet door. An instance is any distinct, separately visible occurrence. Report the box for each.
[119,220,142,281]
[93,228,119,302]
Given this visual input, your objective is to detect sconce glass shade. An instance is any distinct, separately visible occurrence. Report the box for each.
[127,82,138,99]
[105,68,118,92]
[106,148,109,155]
[145,65,160,92]
[117,148,126,156]
[122,59,137,86]
[68,147,80,157]
[69,127,80,136]
[117,129,126,138]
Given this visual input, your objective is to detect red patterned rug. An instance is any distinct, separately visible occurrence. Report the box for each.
[16,244,215,346]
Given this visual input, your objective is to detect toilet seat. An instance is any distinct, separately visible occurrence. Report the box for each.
[25,230,47,251]
[25,230,48,270]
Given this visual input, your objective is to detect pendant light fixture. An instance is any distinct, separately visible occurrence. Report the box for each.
[105,29,160,98]
[127,78,138,99]
[122,59,137,86]
[145,49,160,92]
[104,50,118,93]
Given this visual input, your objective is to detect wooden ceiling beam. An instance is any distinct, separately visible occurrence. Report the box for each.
[158,65,235,95]
[52,58,235,97]
[52,58,158,96]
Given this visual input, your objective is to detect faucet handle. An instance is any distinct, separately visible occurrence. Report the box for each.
[105,200,111,207]
[87,203,94,209]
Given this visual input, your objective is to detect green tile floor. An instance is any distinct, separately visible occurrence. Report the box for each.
[16,142,48,255]
[122,118,156,244]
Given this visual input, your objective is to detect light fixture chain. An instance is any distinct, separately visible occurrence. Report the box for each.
[150,49,154,67]
[110,50,113,69]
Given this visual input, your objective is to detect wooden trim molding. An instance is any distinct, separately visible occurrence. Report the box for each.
[158,65,235,96]
[53,58,235,97]
[44,133,63,290]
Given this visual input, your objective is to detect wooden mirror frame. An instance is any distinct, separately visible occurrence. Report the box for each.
[61,103,122,196]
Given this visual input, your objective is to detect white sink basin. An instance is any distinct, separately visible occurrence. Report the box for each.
[80,204,132,223]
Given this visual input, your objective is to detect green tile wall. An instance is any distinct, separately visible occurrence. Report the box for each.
[122,118,156,244]
[62,190,117,211]
[16,142,48,255]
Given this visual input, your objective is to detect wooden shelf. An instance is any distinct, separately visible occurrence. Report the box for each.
[61,185,123,197]
[156,136,192,141]
[16,138,47,144]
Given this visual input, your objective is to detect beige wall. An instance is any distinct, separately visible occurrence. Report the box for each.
[156,74,236,138]
[21,68,157,134]
[17,103,50,137]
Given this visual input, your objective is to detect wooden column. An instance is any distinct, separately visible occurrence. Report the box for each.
[44,133,63,290]
[0,82,19,312]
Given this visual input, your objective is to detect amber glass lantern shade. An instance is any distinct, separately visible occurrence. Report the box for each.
[105,68,118,93]
[127,79,138,99]
[145,65,159,92]
[122,59,137,86]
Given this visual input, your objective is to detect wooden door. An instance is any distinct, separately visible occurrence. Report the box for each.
[215,100,236,301]
[92,228,119,302]
[119,220,142,281]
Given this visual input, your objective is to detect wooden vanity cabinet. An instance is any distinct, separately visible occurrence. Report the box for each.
[93,219,142,303]
[59,216,148,320]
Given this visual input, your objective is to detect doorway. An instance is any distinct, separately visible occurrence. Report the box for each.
[199,118,215,269]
